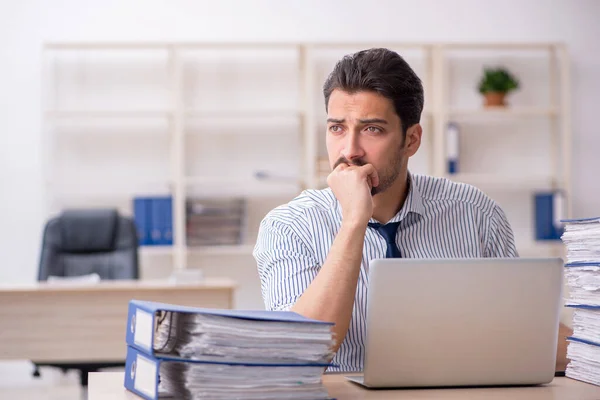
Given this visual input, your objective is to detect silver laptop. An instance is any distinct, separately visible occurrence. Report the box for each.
[346,257,563,388]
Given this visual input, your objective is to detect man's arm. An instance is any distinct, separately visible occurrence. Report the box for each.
[255,163,378,353]
[291,220,367,353]
[254,217,364,350]
[292,163,378,353]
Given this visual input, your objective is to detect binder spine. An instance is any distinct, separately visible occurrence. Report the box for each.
[126,301,156,355]
[164,196,173,246]
[133,197,150,246]
[150,197,162,246]
[534,191,564,240]
[124,346,160,400]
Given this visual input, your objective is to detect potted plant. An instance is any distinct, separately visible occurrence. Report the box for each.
[477,67,520,107]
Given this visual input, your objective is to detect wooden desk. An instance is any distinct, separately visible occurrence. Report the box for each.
[0,279,235,363]
[88,371,600,400]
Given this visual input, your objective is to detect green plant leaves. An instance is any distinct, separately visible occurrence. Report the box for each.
[478,67,520,94]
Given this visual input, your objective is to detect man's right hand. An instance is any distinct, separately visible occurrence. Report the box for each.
[327,162,379,225]
[293,162,379,353]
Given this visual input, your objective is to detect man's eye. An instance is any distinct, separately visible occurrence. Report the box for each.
[366,126,381,133]
[329,125,342,133]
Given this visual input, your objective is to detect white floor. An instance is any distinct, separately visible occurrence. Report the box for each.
[0,361,123,400]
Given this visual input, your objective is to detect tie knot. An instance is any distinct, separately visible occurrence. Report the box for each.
[368,221,401,242]
[368,221,402,258]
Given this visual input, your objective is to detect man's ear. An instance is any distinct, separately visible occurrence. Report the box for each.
[404,123,422,157]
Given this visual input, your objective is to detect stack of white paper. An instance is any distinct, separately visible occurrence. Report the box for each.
[572,307,600,343]
[159,363,330,400]
[561,217,600,386]
[564,265,600,306]
[176,313,334,363]
[566,338,600,386]
[561,217,600,264]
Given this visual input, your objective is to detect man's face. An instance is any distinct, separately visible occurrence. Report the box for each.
[325,89,420,195]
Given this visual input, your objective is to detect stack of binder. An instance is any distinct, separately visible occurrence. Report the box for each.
[561,217,600,386]
[186,197,246,246]
[124,300,335,399]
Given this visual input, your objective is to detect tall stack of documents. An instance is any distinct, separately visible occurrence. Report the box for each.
[561,217,600,386]
[124,300,335,399]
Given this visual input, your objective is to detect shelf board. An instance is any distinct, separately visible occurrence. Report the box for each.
[184,110,301,118]
[184,110,302,133]
[47,179,172,193]
[447,107,558,118]
[442,42,560,50]
[45,110,173,119]
[185,176,298,184]
[184,176,302,196]
[140,244,256,256]
[44,42,174,50]
[140,245,174,256]
[43,41,428,51]
[186,244,255,256]
[447,173,561,190]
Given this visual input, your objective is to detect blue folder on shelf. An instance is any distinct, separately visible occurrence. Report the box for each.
[133,197,152,246]
[133,196,173,246]
[149,196,173,246]
[535,191,566,240]
[126,299,335,358]
[160,197,173,245]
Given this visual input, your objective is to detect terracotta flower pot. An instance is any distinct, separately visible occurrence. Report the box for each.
[483,92,507,107]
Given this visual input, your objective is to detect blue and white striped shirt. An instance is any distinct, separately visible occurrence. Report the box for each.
[253,173,518,372]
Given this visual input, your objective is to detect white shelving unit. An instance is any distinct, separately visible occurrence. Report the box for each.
[42,41,572,278]
[434,43,571,258]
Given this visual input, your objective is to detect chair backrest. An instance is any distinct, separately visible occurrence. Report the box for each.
[38,209,139,281]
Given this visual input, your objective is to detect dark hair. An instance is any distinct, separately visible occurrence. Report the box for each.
[323,48,424,135]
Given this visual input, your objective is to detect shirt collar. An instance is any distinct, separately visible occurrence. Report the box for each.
[386,171,425,223]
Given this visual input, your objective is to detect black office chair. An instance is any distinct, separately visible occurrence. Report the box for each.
[34,208,139,386]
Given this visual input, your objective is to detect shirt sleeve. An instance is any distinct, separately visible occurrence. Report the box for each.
[253,212,320,311]
[484,204,519,258]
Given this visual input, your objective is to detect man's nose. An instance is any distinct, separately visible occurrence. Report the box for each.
[340,133,365,162]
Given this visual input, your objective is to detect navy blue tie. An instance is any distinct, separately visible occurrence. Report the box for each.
[368,221,402,258]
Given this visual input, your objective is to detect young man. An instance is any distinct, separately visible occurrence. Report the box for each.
[253,48,570,372]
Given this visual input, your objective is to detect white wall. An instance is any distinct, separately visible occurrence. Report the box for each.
[1,0,599,288]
